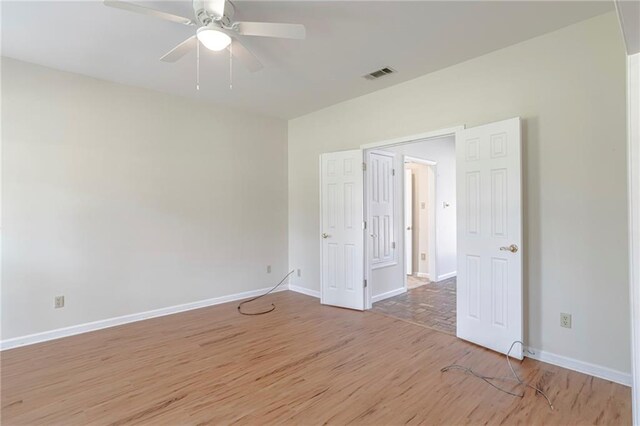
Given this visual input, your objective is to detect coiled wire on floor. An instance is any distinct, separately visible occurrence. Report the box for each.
[237,270,295,315]
[441,340,554,410]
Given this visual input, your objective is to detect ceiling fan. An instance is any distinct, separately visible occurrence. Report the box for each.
[103,0,306,72]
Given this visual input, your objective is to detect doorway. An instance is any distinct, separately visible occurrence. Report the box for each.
[368,136,458,336]
[404,157,437,285]
[320,118,524,358]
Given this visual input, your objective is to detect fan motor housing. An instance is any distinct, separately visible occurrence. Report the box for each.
[193,0,235,26]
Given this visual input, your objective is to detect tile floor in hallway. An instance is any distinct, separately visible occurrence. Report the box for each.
[372,275,456,335]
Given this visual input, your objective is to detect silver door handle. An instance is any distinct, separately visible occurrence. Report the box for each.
[322,233,331,239]
[500,244,518,253]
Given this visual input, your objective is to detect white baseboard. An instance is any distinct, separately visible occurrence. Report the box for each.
[371,287,406,303]
[0,286,289,351]
[437,271,457,281]
[415,272,431,279]
[526,346,632,387]
[288,284,320,298]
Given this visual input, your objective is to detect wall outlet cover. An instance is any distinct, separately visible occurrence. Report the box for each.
[560,313,572,328]
[54,296,65,309]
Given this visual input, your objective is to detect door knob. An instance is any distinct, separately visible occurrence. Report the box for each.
[322,233,330,239]
[500,244,518,253]
[406,226,411,230]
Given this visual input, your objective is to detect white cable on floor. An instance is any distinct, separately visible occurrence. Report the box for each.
[441,340,554,410]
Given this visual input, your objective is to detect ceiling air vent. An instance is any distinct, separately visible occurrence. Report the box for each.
[363,67,396,80]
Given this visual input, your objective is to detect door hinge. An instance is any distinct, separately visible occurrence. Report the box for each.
[362,162,367,171]
[363,221,367,230]
[392,168,395,176]
[364,279,368,288]
[392,242,396,249]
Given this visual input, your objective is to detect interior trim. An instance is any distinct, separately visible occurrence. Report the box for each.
[526,346,632,387]
[0,286,290,351]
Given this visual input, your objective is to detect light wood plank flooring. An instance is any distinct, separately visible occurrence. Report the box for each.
[1,291,631,425]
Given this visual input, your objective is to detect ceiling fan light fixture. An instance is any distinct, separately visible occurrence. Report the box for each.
[197,27,231,51]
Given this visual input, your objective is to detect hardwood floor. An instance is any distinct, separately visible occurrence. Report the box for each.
[1,291,631,425]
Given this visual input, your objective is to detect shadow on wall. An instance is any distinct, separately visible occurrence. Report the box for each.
[521,116,541,347]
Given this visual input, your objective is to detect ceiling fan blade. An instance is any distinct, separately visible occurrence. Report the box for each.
[160,36,197,62]
[104,0,195,26]
[230,39,263,72]
[235,22,306,40]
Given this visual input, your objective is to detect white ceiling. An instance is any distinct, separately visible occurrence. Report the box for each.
[2,1,613,119]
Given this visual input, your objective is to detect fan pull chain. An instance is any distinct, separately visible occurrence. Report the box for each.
[229,42,233,90]
[196,38,200,91]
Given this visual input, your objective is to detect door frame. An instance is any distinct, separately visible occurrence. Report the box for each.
[362,126,464,309]
[403,156,438,283]
[625,52,639,425]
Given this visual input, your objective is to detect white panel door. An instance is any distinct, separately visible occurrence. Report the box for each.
[368,151,396,268]
[405,168,413,275]
[456,117,523,359]
[320,150,365,310]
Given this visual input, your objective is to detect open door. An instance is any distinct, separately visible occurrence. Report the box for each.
[456,117,523,358]
[405,168,413,275]
[320,150,365,310]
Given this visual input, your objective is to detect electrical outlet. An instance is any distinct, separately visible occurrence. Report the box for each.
[267,265,272,273]
[297,269,301,277]
[54,296,65,309]
[560,313,572,328]
[421,253,426,261]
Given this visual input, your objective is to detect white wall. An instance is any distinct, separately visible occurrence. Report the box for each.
[1,58,288,340]
[288,13,630,374]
